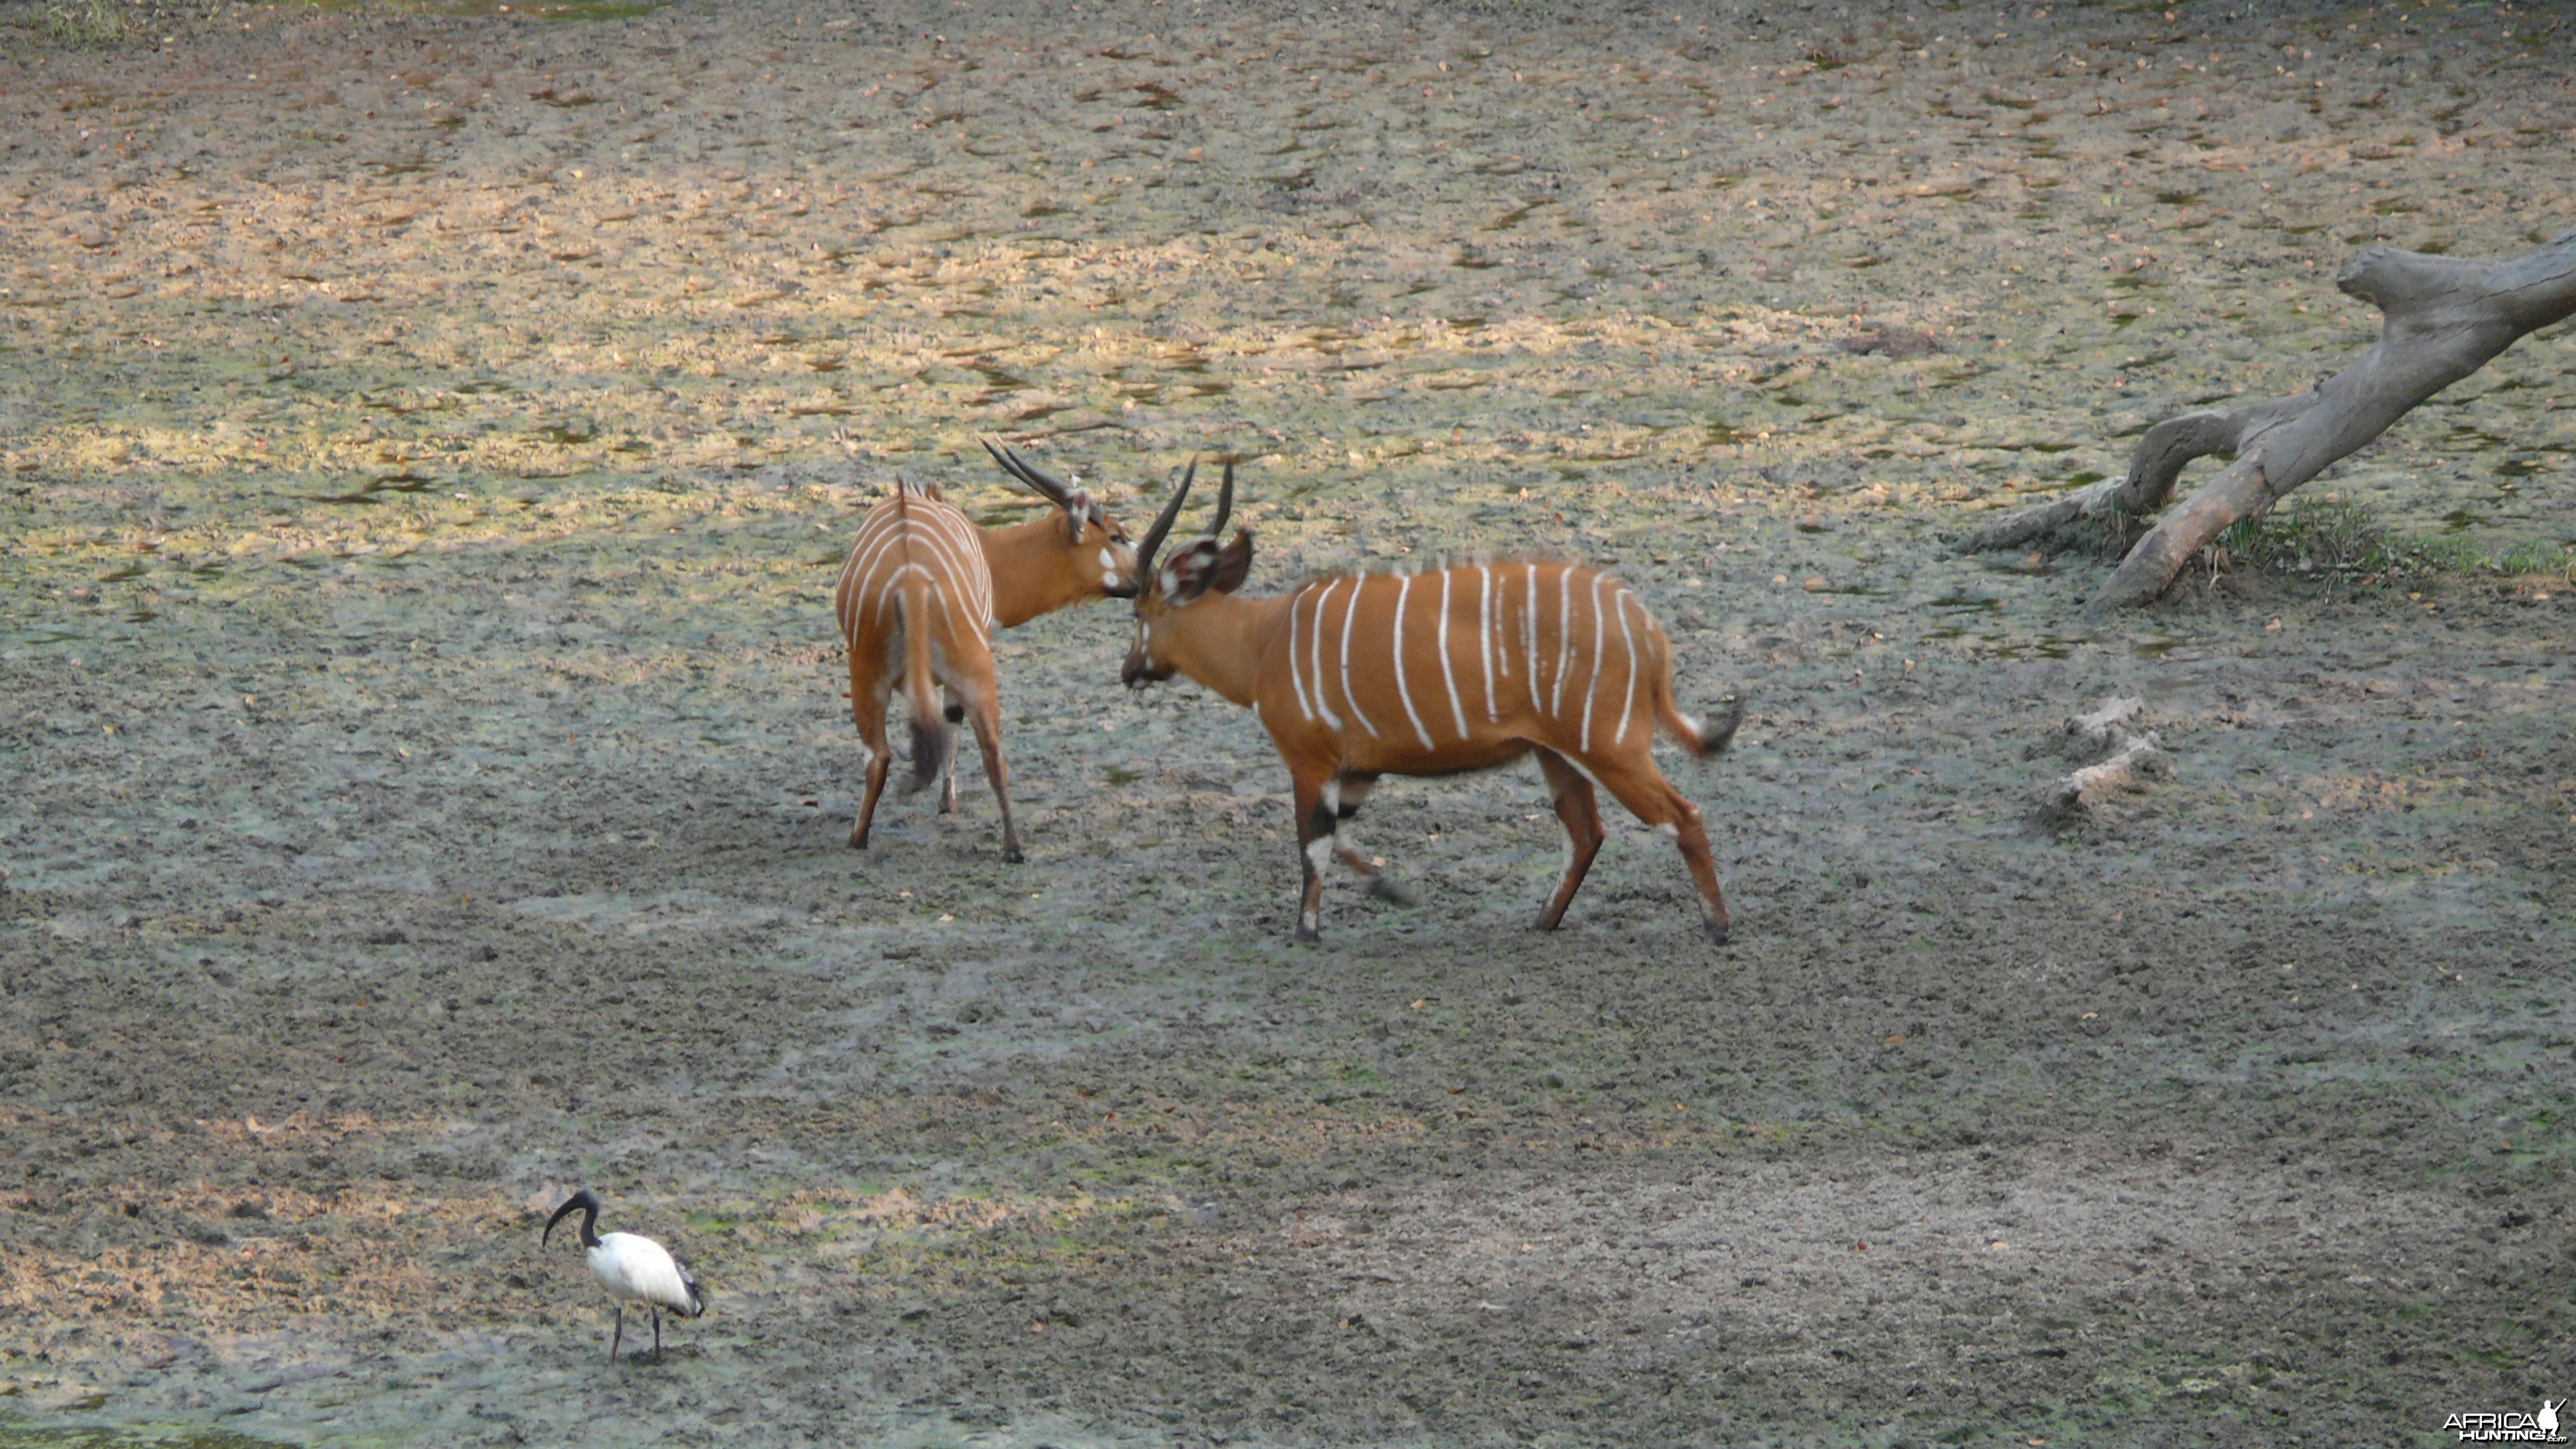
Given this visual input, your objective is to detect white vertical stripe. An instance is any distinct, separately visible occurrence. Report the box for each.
[1524,564,1540,714]
[1579,573,1610,755]
[1286,583,1315,722]
[1550,566,1576,719]
[1612,591,1642,745]
[1336,577,1380,738]
[1390,574,1435,750]
[1435,569,1469,740]
[1309,581,1343,730]
[1476,565,1497,719]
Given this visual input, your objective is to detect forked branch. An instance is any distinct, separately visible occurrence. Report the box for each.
[1964,227,2576,612]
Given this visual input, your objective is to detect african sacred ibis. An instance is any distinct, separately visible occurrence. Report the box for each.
[542,1189,707,1363]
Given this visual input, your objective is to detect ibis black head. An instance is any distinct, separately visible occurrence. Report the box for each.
[544,1188,604,1250]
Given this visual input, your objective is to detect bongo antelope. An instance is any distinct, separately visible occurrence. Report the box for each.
[1120,461,1742,943]
[543,1189,707,1363]
[834,440,1138,862]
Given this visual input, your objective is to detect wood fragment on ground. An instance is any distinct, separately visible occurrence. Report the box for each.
[2041,696,2168,819]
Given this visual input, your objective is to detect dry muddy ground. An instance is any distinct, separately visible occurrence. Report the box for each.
[4,0,2575,1443]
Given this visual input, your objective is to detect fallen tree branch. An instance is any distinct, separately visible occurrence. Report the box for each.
[2038,696,2168,819]
[1963,226,2576,610]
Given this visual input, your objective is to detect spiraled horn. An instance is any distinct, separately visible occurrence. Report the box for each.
[1208,459,1235,538]
[1131,456,1197,586]
[978,436,1074,507]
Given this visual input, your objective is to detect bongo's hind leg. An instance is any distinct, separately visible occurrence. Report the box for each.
[964,687,1022,863]
[1532,749,1606,930]
[1579,748,1729,944]
[937,687,963,814]
[850,686,894,850]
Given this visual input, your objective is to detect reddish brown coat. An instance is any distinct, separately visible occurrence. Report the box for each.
[834,446,1136,861]
[1122,464,1739,942]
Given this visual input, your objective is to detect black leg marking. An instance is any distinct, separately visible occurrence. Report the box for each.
[1294,791,1333,944]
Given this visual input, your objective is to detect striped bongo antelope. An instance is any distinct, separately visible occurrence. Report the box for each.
[1119,461,1744,943]
[834,439,1139,862]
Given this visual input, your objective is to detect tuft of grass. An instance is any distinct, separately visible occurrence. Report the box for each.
[8,0,125,43]
[533,0,658,19]
[2214,494,2576,583]
[2068,504,2152,563]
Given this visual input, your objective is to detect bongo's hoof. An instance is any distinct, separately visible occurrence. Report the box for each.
[1366,875,1417,908]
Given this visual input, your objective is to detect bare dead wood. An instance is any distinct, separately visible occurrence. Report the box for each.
[2042,733,2168,817]
[2038,696,2168,819]
[1963,227,2576,610]
[2061,696,2143,754]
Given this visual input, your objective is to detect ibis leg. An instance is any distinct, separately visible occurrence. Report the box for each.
[652,1305,663,1363]
[610,1304,624,1361]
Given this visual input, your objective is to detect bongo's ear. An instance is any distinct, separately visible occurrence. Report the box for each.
[1207,529,1254,594]
[1161,538,1225,603]
[1062,487,1103,543]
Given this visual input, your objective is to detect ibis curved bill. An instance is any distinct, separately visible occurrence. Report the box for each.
[543,1189,707,1363]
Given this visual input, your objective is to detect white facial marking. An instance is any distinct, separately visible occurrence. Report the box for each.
[1101,570,1119,589]
[1098,547,1116,571]
[1159,566,1180,597]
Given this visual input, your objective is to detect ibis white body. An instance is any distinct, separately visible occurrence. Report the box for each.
[543,1190,705,1363]
[586,1231,702,1317]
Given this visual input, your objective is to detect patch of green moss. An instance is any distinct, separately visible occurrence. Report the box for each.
[0,1419,290,1449]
